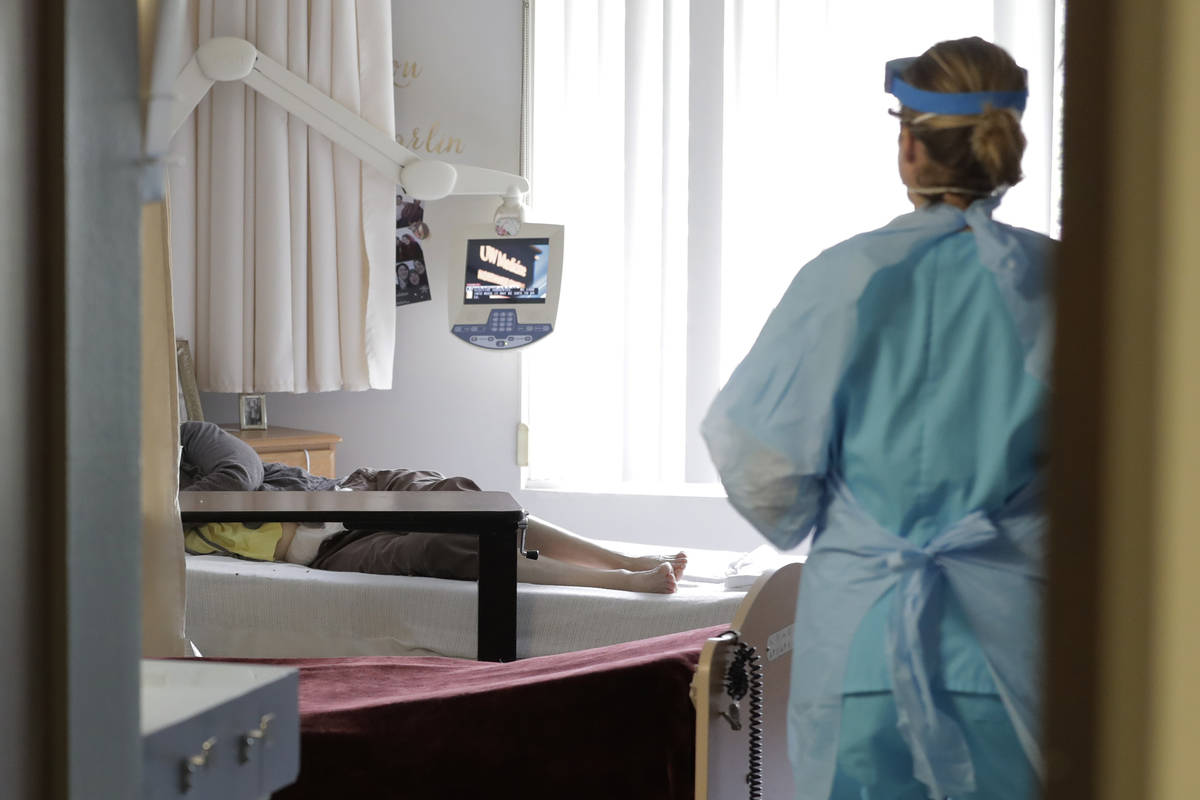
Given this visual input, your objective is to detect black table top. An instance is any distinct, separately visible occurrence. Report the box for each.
[179,490,526,532]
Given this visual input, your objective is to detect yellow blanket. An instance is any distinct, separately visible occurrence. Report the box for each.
[185,522,282,562]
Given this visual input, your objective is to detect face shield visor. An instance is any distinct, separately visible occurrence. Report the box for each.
[884,57,1028,117]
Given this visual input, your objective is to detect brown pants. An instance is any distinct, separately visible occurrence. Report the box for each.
[310,468,483,581]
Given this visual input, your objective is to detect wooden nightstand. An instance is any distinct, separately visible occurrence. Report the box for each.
[221,425,342,478]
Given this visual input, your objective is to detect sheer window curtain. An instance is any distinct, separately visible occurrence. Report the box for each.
[172,0,396,393]
[524,0,1062,490]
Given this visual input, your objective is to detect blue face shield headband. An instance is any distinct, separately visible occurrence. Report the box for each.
[884,57,1028,116]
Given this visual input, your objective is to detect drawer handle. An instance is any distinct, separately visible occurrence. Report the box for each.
[239,713,276,764]
[304,449,311,472]
[180,736,217,793]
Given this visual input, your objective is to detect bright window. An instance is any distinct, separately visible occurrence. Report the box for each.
[523,0,1064,491]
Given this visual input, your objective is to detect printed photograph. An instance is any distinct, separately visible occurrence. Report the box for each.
[238,393,267,430]
[395,192,432,307]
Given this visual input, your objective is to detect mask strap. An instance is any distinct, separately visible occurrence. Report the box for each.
[908,185,999,198]
[907,107,1024,127]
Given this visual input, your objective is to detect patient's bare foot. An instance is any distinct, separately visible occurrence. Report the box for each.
[626,551,688,580]
[624,563,678,594]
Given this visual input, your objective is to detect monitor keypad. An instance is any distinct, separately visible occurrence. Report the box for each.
[451,309,552,349]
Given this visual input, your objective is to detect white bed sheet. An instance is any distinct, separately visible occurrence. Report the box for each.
[185,540,752,660]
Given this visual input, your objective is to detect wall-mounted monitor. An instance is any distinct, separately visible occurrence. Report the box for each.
[448,223,564,350]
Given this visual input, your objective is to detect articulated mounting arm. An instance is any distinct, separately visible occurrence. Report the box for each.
[169,37,530,202]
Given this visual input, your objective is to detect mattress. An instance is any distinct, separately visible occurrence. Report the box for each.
[185,540,754,660]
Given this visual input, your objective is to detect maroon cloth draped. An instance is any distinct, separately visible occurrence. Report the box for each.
[220,624,725,799]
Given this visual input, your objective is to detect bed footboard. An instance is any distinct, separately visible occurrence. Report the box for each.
[692,562,803,800]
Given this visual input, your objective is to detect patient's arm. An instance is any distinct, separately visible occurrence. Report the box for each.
[179,420,265,491]
[274,522,299,561]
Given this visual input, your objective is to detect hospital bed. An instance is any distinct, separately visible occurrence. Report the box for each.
[181,482,777,664]
[201,563,801,799]
[185,538,753,661]
[181,489,526,661]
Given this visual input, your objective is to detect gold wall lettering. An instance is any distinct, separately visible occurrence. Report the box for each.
[391,58,466,154]
[392,59,422,89]
[401,122,466,155]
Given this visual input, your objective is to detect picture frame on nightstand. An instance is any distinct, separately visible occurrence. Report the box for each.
[239,393,268,430]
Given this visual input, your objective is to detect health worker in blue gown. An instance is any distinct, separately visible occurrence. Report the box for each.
[703,37,1054,800]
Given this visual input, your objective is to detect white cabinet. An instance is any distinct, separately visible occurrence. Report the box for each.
[141,660,299,799]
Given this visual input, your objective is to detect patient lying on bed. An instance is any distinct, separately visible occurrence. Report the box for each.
[180,421,687,593]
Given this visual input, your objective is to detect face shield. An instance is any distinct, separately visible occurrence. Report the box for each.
[884,57,1028,117]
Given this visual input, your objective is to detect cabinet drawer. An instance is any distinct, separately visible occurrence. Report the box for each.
[265,449,309,471]
[305,448,335,478]
[262,448,336,478]
[222,426,341,479]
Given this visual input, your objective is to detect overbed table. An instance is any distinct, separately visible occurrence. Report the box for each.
[180,490,526,662]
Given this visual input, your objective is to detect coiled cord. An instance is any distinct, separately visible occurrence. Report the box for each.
[724,640,765,800]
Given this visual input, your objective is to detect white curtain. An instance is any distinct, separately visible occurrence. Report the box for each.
[524,0,1063,489]
[182,0,396,392]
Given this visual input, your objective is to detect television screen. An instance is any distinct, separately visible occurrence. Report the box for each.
[463,236,550,304]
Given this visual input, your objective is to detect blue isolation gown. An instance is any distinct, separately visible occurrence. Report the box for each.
[702,197,1054,799]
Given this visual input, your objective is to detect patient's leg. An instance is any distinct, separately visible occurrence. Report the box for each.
[345,470,689,578]
[524,515,688,579]
[517,554,678,593]
[316,530,679,593]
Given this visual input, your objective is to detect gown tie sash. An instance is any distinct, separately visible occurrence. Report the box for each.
[787,477,1046,799]
[886,512,1007,797]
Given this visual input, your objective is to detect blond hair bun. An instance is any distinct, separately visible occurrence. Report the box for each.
[899,38,1028,198]
[970,105,1025,188]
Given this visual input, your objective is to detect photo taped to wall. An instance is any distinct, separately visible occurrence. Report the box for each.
[396,192,432,307]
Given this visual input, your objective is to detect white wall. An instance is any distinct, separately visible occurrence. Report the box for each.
[202,192,523,492]
[195,0,765,554]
